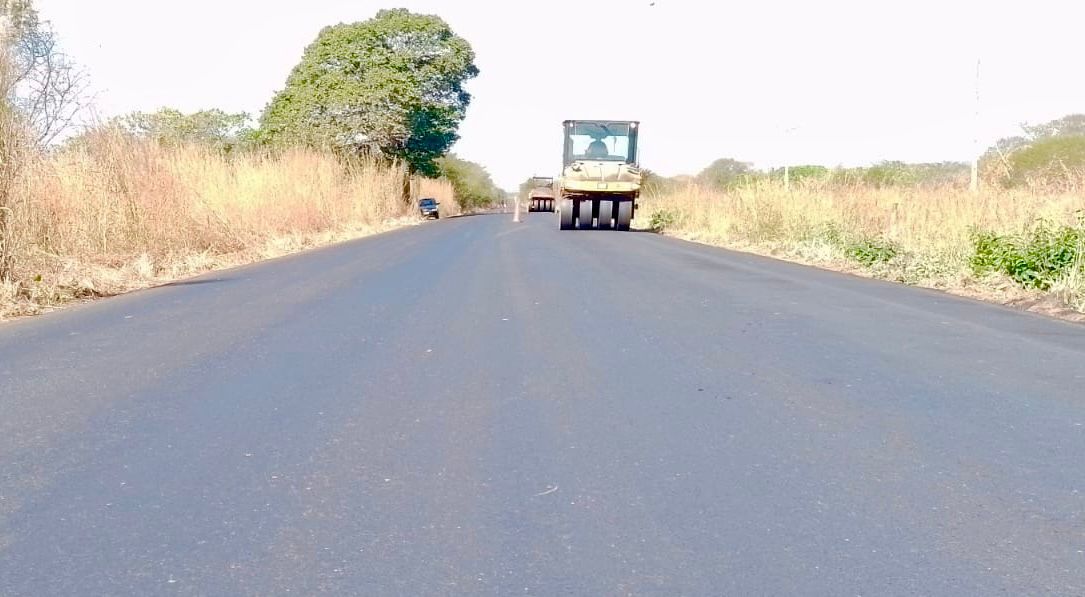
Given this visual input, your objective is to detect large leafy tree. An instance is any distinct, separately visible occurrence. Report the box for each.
[260,9,478,176]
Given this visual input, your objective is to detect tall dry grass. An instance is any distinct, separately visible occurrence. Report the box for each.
[0,128,454,318]
[637,180,1085,313]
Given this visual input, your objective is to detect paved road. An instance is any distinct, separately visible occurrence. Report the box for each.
[1,213,1084,595]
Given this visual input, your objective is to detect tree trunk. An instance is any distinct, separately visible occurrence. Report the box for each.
[0,111,17,282]
[402,168,413,205]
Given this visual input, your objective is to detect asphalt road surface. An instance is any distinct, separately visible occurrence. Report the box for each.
[2,213,1084,596]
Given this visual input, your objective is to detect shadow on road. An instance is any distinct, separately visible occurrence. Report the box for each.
[158,278,235,288]
[449,212,502,219]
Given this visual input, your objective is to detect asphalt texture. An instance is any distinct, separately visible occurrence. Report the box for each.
[1,213,1084,596]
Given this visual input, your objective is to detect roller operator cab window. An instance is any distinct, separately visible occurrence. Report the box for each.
[564,121,638,165]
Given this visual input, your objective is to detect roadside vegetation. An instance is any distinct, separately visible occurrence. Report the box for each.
[0,128,456,318]
[638,116,1085,317]
[0,4,498,319]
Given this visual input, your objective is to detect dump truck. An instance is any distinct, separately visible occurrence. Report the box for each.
[557,120,642,230]
[527,177,555,212]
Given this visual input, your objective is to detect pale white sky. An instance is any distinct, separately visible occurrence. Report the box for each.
[35,0,1085,188]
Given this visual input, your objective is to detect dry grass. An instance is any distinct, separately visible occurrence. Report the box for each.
[416,176,460,219]
[636,180,1085,317]
[0,129,454,319]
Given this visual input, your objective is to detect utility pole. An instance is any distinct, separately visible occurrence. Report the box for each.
[970,58,981,194]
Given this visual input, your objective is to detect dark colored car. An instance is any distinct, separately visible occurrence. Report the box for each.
[419,197,440,219]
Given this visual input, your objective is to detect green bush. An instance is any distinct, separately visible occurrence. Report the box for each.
[649,209,679,232]
[969,230,1010,273]
[808,222,845,246]
[846,237,899,267]
[970,218,1085,290]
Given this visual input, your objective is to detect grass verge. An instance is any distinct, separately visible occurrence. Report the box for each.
[636,181,1085,321]
[0,130,455,320]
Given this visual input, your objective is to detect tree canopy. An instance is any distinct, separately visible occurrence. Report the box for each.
[982,114,1085,187]
[696,158,753,188]
[439,154,502,210]
[259,8,478,176]
[116,108,254,151]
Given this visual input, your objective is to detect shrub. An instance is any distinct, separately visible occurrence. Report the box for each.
[846,237,899,267]
[970,217,1085,290]
[649,209,679,232]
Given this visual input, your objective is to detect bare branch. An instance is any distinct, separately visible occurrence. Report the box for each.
[3,4,90,147]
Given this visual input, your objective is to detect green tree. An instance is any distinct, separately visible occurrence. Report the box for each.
[517,176,539,200]
[696,158,753,188]
[861,161,917,187]
[116,108,254,151]
[641,168,684,195]
[517,175,555,200]
[1004,136,1085,187]
[1022,114,1085,140]
[439,154,501,210]
[982,113,1085,187]
[260,9,478,176]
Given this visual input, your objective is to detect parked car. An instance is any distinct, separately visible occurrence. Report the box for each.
[419,197,440,219]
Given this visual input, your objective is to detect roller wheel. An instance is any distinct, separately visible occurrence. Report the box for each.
[577,200,594,230]
[559,199,574,230]
[616,201,633,231]
[597,200,613,230]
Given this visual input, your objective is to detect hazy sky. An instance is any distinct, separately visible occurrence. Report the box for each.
[34,0,1085,188]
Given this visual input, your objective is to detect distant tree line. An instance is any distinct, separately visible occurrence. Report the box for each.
[438,154,504,210]
[645,158,972,192]
[643,113,1085,193]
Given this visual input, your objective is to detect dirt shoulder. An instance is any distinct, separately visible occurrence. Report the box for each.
[0,217,425,322]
